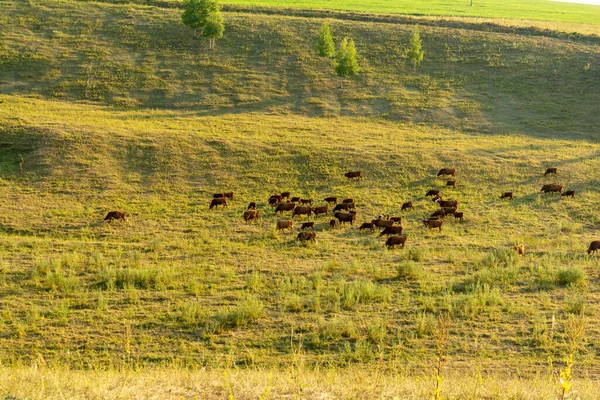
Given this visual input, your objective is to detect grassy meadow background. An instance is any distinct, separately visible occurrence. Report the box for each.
[1,0,600,397]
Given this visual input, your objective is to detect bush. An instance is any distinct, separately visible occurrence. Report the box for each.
[367,320,387,345]
[180,302,211,328]
[408,247,426,262]
[397,261,422,281]
[556,268,585,287]
[215,297,264,330]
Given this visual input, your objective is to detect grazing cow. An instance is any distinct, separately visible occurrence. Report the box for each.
[587,240,600,255]
[300,199,313,205]
[541,184,563,194]
[333,203,355,212]
[401,202,414,211]
[544,168,558,176]
[247,202,257,210]
[426,190,440,197]
[437,168,456,177]
[330,219,338,228]
[300,222,315,231]
[434,198,458,208]
[312,205,328,218]
[453,212,464,222]
[210,198,228,209]
[359,222,375,231]
[431,209,446,218]
[562,190,576,199]
[281,192,291,200]
[442,207,457,216]
[344,171,363,180]
[342,198,354,204]
[104,211,126,222]
[214,192,234,199]
[276,220,294,232]
[446,180,456,188]
[514,245,525,256]
[385,235,407,249]
[291,196,301,203]
[324,197,338,205]
[269,194,282,206]
[500,192,514,200]
[292,205,312,219]
[379,226,403,237]
[275,202,296,214]
[297,231,316,243]
[243,210,260,222]
[388,216,402,224]
[423,219,443,231]
[334,212,356,226]
[372,219,394,229]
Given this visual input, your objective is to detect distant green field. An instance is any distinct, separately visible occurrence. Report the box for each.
[223,0,600,25]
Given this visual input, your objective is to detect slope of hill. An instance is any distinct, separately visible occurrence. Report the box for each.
[1,0,600,384]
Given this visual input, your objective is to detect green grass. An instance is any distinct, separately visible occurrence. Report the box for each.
[0,0,600,384]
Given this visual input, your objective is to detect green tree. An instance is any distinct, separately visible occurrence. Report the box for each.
[406,26,425,70]
[203,11,224,49]
[315,23,335,57]
[334,37,360,88]
[182,0,202,37]
[182,0,223,48]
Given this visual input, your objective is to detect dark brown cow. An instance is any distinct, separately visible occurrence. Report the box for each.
[423,219,443,231]
[297,231,316,243]
[372,219,394,229]
[104,211,126,222]
[431,209,446,218]
[453,212,464,221]
[342,198,354,204]
[276,220,294,232]
[300,199,312,205]
[275,202,296,214]
[426,190,440,197]
[434,198,458,208]
[437,168,456,177]
[401,202,414,211]
[541,184,563,194]
[330,219,337,228]
[588,240,600,255]
[312,205,328,217]
[291,196,301,203]
[544,168,558,176]
[446,180,456,188]
[243,210,260,222]
[388,216,402,224]
[324,197,338,205]
[300,222,315,231]
[385,235,407,249]
[344,171,363,180]
[281,192,291,200]
[335,212,356,226]
[333,203,355,212]
[500,192,514,200]
[247,202,257,210]
[269,194,282,206]
[514,245,525,256]
[379,226,403,237]
[210,198,228,209]
[292,205,312,219]
[359,222,375,231]
[442,207,457,216]
[561,190,576,199]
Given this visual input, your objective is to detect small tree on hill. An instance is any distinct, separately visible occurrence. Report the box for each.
[406,26,424,70]
[315,23,335,57]
[203,10,224,49]
[334,37,360,88]
[182,0,223,48]
[182,0,203,37]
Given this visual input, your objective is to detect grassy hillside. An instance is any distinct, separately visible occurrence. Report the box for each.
[1,0,600,388]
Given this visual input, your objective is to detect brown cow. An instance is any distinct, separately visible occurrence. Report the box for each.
[423,219,443,231]
[292,205,312,219]
[276,220,294,232]
[335,212,356,226]
[541,184,563,194]
[312,205,328,217]
[544,168,557,176]
[446,180,456,188]
[281,192,291,200]
[300,222,315,231]
[514,245,525,256]
[453,212,464,222]
[385,235,407,249]
[372,219,394,230]
[243,210,260,222]
[388,216,402,224]
[210,198,228,209]
[434,198,458,208]
[401,202,414,211]
[275,202,296,214]
[291,196,301,203]
[333,203,355,212]
[330,219,338,228]
[268,194,282,206]
[297,231,316,243]
[500,192,514,200]
[324,197,338,205]
[214,192,234,199]
[426,190,440,197]
[342,198,354,204]
[432,194,443,202]
[437,168,456,177]
[561,190,576,199]
[431,209,446,218]
[104,211,126,222]
[247,202,257,210]
[300,199,313,205]
[588,240,600,255]
[359,222,375,231]
[379,226,403,237]
[344,171,363,180]
[442,207,457,216]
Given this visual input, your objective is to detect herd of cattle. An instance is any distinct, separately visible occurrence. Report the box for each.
[105,167,600,254]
